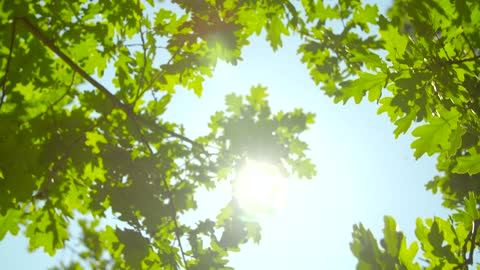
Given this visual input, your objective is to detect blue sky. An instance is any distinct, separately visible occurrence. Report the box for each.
[0,1,453,269]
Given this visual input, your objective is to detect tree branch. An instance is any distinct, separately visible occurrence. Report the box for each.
[133,23,148,106]
[18,16,193,268]
[16,17,203,149]
[0,19,17,110]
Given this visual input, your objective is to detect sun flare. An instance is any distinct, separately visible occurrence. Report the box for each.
[233,159,288,220]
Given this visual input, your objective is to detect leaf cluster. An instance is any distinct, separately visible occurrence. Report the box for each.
[295,0,480,268]
[0,0,315,269]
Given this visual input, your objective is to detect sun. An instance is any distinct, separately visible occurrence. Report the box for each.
[233,159,289,220]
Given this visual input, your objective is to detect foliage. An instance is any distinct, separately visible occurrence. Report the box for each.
[295,0,480,268]
[0,0,315,269]
[1,0,480,269]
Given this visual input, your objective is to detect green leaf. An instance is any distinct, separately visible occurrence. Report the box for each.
[26,211,68,256]
[393,110,417,138]
[147,94,171,116]
[188,75,204,97]
[99,226,122,259]
[245,222,262,244]
[350,223,383,269]
[411,108,461,158]
[225,94,243,116]
[338,72,387,104]
[379,25,409,60]
[294,158,316,179]
[453,153,480,175]
[398,240,420,269]
[353,4,379,25]
[415,218,432,253]
[0,209,21,240]
[289,138,308,156]
[216,205,234,227]
[313,2,340,21]
[0,0,12,21]
[464,192,479,220]
[85,131,108,154]
[246,85,268,108]
[266,16,289,51]
[116,228,150,269]
[382,216,401,257]
[447,127,466,156]
[377,97,403,122]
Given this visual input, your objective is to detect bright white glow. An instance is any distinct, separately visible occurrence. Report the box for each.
[234,159,288,220]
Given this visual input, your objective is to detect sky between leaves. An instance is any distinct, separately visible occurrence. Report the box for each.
[0,0,453,269]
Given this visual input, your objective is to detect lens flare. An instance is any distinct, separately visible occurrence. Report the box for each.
[233,159,288,220]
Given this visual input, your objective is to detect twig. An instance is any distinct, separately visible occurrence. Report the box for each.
[0,19,17,110]
[467,220,479,264]
[123,43,166,49]
[454,219,480,270]
[442,55,480,66]
[338,0,347,29]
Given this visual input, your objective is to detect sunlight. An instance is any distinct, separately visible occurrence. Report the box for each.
[233,159,289,220]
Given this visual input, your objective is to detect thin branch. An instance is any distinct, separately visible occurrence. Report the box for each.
[461,32,477,58]
[124,43,167,49]
[17,17,202,148]
[467,219,479,264]
[128,113,189,269]
[17,17,119,102]
[449,216,463,258]
[436,31,452,62]
[133,24,148,105]
[442,55,480,66]
[337,0,347,29]
[461,227,472,264]
[0,19,17,110]
[454,219,480,270]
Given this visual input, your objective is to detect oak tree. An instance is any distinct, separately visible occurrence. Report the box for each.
[1,0,479,269]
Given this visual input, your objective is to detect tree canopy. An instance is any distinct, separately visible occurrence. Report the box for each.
[0,0,479,269]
